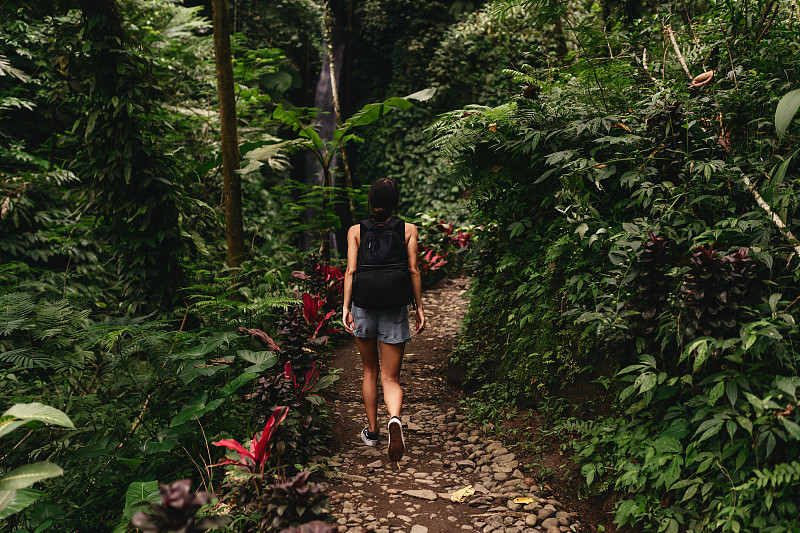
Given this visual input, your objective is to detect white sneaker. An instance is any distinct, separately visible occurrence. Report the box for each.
[387,416,405,461]
[360,427,379,447]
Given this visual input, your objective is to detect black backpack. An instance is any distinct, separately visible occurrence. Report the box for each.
[352,217,414,310]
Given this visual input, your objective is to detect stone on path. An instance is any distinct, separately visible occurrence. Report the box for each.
[410,526,428,533]
[401,489,438,501]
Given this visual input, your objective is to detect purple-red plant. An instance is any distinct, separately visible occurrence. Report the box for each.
[239,327,281,351]
[130,479,230,533]
[284,361,321,402]
[302,294,336,338]
[213,406,289,476]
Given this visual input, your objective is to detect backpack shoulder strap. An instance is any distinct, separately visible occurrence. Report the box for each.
[387,217,406,243]
[359,219,375,238]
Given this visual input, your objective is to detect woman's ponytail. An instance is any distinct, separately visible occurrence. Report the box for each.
[367,178,399,222]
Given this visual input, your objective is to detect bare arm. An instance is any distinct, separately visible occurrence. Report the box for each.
[342,224,360,334]
[406,223,425,334]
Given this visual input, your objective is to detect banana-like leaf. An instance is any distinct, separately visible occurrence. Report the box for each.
[0,462,64,491]
[0,416,25,439]
[0,490,15,515]
[776,89,800,139]
[0,488,40,519]
[335,88,436,142]
[272,106,326,153]
[2,403,74,429]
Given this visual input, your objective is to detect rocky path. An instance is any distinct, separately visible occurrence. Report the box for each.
[323,278,587,533]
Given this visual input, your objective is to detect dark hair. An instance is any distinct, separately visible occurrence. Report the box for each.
[367,178,399,221]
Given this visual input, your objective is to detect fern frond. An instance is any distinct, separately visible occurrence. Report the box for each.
[240,295,298,313]
[0,293,36,336]
[0,348,50,368]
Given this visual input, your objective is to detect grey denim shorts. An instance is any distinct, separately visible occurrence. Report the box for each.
[351,303,411,344]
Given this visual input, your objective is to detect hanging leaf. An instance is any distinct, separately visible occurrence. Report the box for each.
[2,403,74,430]
[0,462,64,491]
[775,89,800,139]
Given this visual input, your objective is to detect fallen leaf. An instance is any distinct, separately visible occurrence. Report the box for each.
[513,496,536,504]
[450,485,475,503]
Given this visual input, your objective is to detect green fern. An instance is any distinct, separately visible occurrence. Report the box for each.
[738,461,800,492]
[0,348,50,368]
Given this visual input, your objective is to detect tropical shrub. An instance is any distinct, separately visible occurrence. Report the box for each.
[432,0,800,530]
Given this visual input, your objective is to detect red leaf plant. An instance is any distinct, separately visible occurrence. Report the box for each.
[301,294,336,338]
[213,406,289,476]
[238,327,281,352]
[317,265,343,283]
[420,247,448,274]
[284,361,321,401]
[450,231,471,249]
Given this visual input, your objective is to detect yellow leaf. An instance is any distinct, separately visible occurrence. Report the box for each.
[513,496,535,504]
[450,485,475,503]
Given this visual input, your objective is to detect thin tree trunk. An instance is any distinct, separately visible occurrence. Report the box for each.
[325,5,356,224]
[212,0,245,268]
[741,174,800,257]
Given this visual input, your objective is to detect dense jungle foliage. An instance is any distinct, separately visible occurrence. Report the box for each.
[433,0,800,531]
[1,0,800,531]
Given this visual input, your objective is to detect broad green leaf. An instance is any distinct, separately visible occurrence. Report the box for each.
[170,393,226,428]
[615,499,639,525]
[637,373,657,394]
[780,418,800,440]
[308,373,339,393]
[3,403,74,429]
[169,333,233,361]
[737,416,753,435]
[663,457,682,488]
[0,490,14,515]
[0,462,63,491]
[774,376,798,398]
[680,482,699,503]
[112,480,161,533]
[664,518,679,533]
[220,372,258,396]
[236,350,278,373]
[306,394,324,406]
[708,381,725,405]
[124,480,160,510]
[581,463,596,486]
[681,337,713,365]
[0,488,40,519]
[775,89,800,139]
[0,417,25,439]
[652,437,682,454]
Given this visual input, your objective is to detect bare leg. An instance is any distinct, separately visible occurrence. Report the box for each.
[379,341,405,418]
[356,336,380,433]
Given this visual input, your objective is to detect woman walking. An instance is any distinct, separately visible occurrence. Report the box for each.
[342,178,425,462]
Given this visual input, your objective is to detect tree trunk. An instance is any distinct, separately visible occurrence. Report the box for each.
[212,0,245,268]
[325,4,356,227]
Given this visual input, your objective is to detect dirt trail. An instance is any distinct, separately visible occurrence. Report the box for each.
[323,278,589,533]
